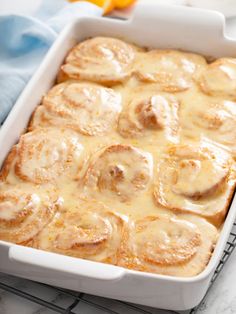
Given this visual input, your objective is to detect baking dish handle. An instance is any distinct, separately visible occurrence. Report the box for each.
[131,3,226,38]
[9,245,125,281]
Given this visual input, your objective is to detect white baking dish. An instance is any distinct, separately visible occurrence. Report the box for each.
[1,4,236,311]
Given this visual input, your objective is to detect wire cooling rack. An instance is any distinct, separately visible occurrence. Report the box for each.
[0,221,236,314]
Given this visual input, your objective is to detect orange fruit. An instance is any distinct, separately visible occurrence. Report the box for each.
[68,0,115,14]
[114,0,136,9]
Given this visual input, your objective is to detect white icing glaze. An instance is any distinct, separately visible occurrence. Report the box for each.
[1,37,236,277]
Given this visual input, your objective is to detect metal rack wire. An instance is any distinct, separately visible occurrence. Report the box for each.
[0,221,236,314]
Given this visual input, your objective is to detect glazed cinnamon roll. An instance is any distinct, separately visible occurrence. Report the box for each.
[58,37,139,85]
[118,93,179,140]
[197,58,236,97]
[154,144,235,226]
[30,82,122,136]
[84,144,153,202]
[133,50,207,92]
[2,128,83,184]
[118,214,218,277]
[182,100,236,156]
[0,189,62,244]
[34,199,127,263]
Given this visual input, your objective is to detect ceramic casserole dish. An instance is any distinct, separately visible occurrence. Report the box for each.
[1,4,236,311]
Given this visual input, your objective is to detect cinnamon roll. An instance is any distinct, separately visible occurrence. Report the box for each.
[2,128,83,184]
[118,93,179,140]
[197,58,236,97]
[182,100,236,156]
[34,199,127,263]
[133,50,207,92]
[84,144,153,202]
[30,82,122,136]
[154,144,235,226]
[118,214,218,277]
[58,37,139,85]
[30,82,121,136]
[0,189,61,244]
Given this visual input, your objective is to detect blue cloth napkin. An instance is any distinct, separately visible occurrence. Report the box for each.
[0,2,102,124]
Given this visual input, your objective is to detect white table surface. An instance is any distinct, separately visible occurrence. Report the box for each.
[1,2,236,314]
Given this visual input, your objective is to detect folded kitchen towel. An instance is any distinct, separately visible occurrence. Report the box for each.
[0,1,102,124]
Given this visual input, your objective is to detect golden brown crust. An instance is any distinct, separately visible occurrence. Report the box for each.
[181,100,236,158]
[197,58,236,97]
[33,198,128,264]
[57,68,70,84]
[133,50,207,92]
[7,128,84,184]
[0,146,18,182]
[59,37,140,85]
[153,143,236,226]
[117,215,218,277]
[30,82,122,136]
[0,188,62,244]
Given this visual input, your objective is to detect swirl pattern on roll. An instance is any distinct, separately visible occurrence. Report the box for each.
[0,189,61,244]
[197,58,236,97]
[182,100,236,156]
[154,143,235,226]
[118,215,218,277]
[31,82,122,136]
[2,128,83,184]
[133,50,207,92]
[34,199,127,263]
[59,37,139,84]
[84,144,153,202]
[118,93,179,140]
